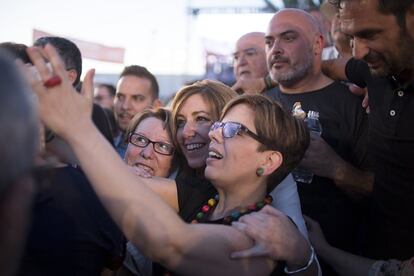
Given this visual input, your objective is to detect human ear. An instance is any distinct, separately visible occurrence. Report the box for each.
[260,151,283,176]
[67,69,78,86]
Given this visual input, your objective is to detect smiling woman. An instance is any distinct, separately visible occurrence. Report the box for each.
[26,44,316,275]
[124,108,177,178]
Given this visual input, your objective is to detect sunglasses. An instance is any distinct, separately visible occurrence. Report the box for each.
[210,121,265,144]
[128,133,174,156]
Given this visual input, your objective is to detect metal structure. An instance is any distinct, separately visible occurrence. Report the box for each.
[188,0,322,16]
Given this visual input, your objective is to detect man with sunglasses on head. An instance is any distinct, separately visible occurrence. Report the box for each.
[232,8,373,275]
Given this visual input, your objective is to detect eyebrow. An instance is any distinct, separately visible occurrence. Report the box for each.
[233,47,257,56]
[191,111,211,117]
[265,29,298,39]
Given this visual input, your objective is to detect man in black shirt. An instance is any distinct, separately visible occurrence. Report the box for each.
[263,9,373,274]
[324,0,414,260]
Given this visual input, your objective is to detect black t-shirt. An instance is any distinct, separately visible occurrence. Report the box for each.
[265,82,369,255]
[346,58,414,259]
[17,166,124,276]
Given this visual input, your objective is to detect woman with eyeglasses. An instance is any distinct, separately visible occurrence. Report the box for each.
[27,45,318,275]
[120,108,179,276]
[124,108,177,178]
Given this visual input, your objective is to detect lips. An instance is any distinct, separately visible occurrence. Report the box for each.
[270,56,290,68]
[239,70,251,77]
[185,143,206,151]
[207,147,223,160]
[134,163,154,175]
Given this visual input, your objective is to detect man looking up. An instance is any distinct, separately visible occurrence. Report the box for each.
[260,9,372,275]
[113,65,161,157]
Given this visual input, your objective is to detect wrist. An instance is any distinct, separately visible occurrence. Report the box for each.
[284,245,315,274]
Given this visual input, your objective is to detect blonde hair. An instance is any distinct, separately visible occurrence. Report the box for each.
[170,80,237,154]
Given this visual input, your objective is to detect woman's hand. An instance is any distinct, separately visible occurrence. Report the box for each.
[22,44,95,141]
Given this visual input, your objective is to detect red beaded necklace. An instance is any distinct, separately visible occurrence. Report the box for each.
[191,194,273,225]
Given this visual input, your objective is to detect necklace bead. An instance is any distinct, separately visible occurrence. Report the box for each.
[193,194,273,225]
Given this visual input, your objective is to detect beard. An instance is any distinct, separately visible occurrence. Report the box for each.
[365,32,414,80]
[270,48,314,88]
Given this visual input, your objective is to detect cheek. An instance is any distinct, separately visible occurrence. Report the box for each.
[176,128,184,145]
[158,156,172,170]
[125,146,141,164]
[157,156,173,175]
[197,124,212,141]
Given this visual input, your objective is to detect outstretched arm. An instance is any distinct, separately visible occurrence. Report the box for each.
[25,45,274,276]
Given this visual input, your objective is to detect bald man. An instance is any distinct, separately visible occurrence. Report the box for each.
[236,9,372,275]
[231,32,276,94]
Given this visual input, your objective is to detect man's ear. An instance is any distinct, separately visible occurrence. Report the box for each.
[152,98,162,108]
[313,34,324,56]
[67,69,78,86]
[261,151,283,176]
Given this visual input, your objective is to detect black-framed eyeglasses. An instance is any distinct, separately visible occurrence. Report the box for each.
[210,121,265,144]
[128,133,174,156]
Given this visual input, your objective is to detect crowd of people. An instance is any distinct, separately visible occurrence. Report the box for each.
[0,0,413,275]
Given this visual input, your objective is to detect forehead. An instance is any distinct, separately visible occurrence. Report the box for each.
[222,104,256,130]
[236,34,264,50]
[95,86,110,95]
[135,117,170,141]
[339,0,393,34]
[267,11,315,37]
[178,93,211,115]
[116,75,152,96]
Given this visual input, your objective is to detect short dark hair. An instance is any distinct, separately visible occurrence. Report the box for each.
[330,0,414,30]
[97,83,116,97]
[120,65,159,100]
[0,42,31,64]
[0,50,38,195]
[221,95,310,192]
[34,36,82,87]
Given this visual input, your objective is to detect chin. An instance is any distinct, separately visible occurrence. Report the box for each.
[187,158,206,170]
[204,165,217,181]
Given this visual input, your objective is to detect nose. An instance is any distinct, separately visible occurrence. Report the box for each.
[182,121,196,138]
[121,97,131,110]
[238,53,248,66]
[208,125,223,144]
[352,38,369,60]
[140,143,155,159]
[269,40,283,57]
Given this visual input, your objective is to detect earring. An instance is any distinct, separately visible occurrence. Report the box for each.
[256,167,264,177]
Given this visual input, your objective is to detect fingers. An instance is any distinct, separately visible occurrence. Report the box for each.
[81,69,96,101]
[43,44,69,80]
[230,244,269,259]
[260,205,283,217]
[26,47,53,81]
